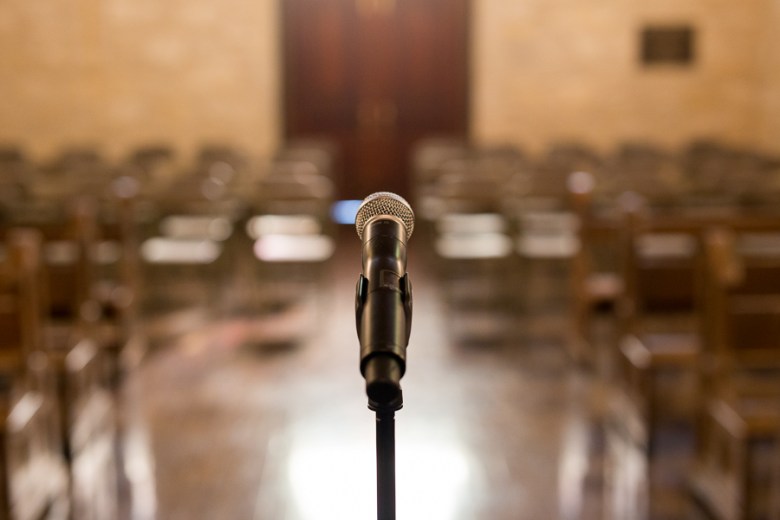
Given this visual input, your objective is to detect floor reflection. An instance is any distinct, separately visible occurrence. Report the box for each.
[125,236,600,520]
[285,431,375,519]
[283,422,474,520]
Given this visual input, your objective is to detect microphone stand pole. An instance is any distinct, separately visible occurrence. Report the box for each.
[375,406,396,520]
[371,396,401,520]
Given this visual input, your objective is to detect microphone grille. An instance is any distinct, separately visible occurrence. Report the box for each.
[355,191,415,241]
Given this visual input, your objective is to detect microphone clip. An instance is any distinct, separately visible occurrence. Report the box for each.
[355,273,413,345]
[355,272,413,412]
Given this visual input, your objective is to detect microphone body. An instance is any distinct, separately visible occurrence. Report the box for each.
[355,193,414,410]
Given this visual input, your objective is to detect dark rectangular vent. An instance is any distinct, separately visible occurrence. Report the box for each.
[641,26,695,65]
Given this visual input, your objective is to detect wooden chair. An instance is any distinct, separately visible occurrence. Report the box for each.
[47,199,124,519]
[196,144,249,174]
[0,147,32,220]
[35,148,110,204]
[140,169,239,330]
[124,144,179,195]
[427,158,519,345]
[527,142,605,210]
[243,163,336,325]
[680,140,736,202]
[606,142,685,207]
[274,138,340,181]
[613,201,780,406]
[91,178,146,388]
[6,198,122,519]
[0,229,71,519]
[409,139,472,226]
[606,201,780,519]
[690,228,780,520]
[567,171,623,365]
[605,195,703,520]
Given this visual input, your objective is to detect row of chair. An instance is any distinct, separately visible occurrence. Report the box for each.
[0,137,339,516]
[571,181,780,519]
[412,137,780,332]
[1,140,336,323]
[134,140,339,347]
[413,138,780,220]
[0,179,143,518]
[412,137,780,518]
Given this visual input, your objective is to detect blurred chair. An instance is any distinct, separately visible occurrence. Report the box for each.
[91,177,146,388]
[230,159,336,347]
[128,144,175,170]
[508,146,587,328]
[274,138,339,181]
[0,229,71,519]
[0,145,32,219]
[605,194,702,520]
[690,228,780,520]
[527,142,606,210]
[409,137,471,224]
[607,142,684,206]
[125,144,178,190]
[197,143,249,170]
[240,160,336,345]
[680,140,741,208]
[428,156,518,345]
[728,148,780,208]
[605,196,780,519]
[30,147,109,204]
[567,171,623,366]
[140,173,237,334]
[29,199,121,519]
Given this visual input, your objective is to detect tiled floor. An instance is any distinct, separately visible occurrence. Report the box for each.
[118,230,700,519]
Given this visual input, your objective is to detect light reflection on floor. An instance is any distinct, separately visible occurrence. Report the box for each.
[284,422,474,520]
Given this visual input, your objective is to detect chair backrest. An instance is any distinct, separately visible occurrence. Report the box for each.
[618,195,780,332]
[410,137,471,188]
[701,228,780,374]
[256,162,335,221]
[275,139,340,181]
[0,230,45,371]
[617,194,700,338]
[608,141,684,203]
[530,142,605,200]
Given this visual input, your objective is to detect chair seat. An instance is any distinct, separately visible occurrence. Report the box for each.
[436,212,507,234]
[621,333,700,369]
[246,215,323,238]
[141,238,222,264]
[253,234,334,263]
[709,397,780,439]
[435,232,513,259]
[584,272,622,303]
[516,234,578,258]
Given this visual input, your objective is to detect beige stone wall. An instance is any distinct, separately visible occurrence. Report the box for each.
[0,0,777,162]
[759,0,780,151]
[0,0,281,161]
[472,0,777,154]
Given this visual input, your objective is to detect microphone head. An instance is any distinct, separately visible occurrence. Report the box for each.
[355,191,415,241]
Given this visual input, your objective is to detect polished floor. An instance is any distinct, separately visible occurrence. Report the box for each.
[119,229,652,520]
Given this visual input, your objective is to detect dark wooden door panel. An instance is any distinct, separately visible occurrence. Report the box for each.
[395,0,469,131]
[282,0,470,200]
[282,0,359,131]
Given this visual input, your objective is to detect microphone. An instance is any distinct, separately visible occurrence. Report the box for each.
[355,192,414,410]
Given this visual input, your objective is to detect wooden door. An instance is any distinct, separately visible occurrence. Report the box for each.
[282,0,470,200]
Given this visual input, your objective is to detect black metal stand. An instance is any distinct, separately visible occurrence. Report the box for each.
[375,407,396,520]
